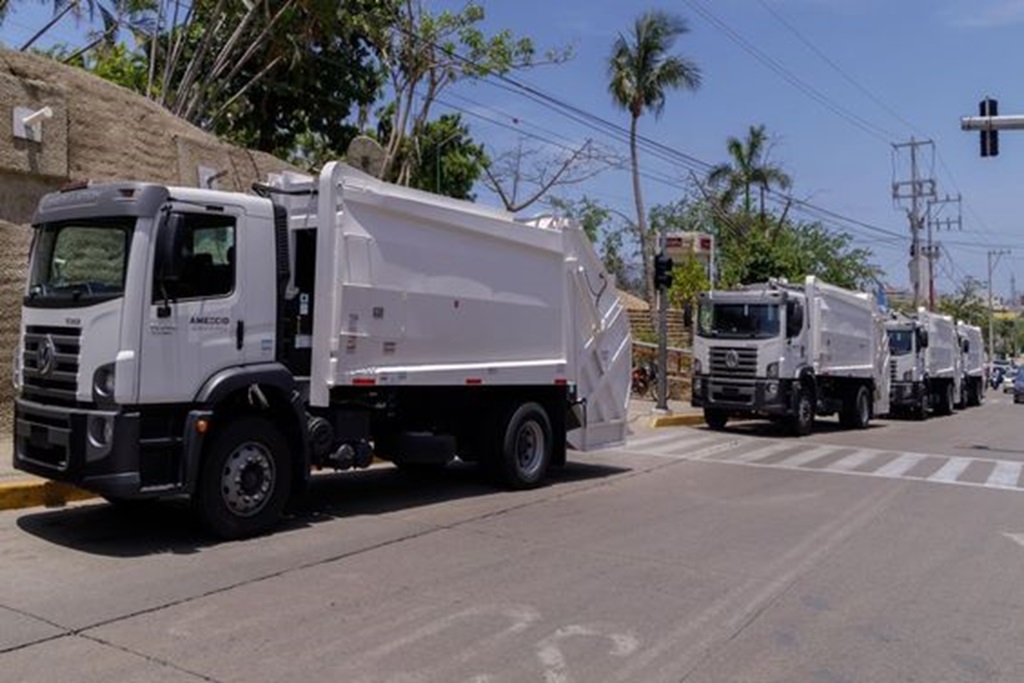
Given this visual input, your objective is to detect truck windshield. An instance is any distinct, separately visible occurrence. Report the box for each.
[26,219,134,307]
[888,329,914,356]
[698,303,781,339]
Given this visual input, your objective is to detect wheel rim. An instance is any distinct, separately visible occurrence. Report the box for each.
[514,420,546,478]
[220,441,276,518]
[799,394,812,426]
[858,391,869,424]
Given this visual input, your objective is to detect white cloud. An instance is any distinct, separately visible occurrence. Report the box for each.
[942,0,1024,28]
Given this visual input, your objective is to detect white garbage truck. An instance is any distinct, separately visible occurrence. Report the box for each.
[11,163,631,537]
[691,276,890,435]
[885,309,962,418]
[956,321,985,407]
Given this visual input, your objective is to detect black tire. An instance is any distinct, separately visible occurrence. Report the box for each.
[936,383,955,416]
[491,402,552,489]
[790,385,814,437]
[704,408,728,431]
[193,416,292,540]
[851,386,871,429]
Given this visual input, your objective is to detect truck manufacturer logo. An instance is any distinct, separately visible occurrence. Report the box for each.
[37,335,56,377]
[725,349,739,369]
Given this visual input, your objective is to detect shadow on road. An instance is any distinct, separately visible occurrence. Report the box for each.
[14,460,627,556]
[702,417,888,438]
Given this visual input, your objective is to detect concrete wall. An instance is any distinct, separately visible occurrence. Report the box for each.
[0,48,301,433]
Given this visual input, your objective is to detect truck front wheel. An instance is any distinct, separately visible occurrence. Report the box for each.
[492,402,552,489]
[194,416,293,539]
[790,386,814,436]
[704,408,728,431]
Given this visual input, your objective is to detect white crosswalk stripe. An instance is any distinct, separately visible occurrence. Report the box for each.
[872,453,927,478]
[770,446,842,468]
[622,427,1024,493]
[986,461,1022,488]
[927,457,973,483]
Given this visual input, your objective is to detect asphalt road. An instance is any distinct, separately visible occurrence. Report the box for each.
[3,391,1024,682]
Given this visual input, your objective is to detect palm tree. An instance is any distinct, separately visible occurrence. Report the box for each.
[707,124,792,222]
[608,10,701,305]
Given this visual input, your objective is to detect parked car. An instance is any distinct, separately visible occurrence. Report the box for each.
[1015,372,1024,404]
[1003,369,1018,393]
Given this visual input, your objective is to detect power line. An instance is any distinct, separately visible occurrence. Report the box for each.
[681,0,895,143]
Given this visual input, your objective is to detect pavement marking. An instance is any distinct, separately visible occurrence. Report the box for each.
[622,427,1024,495]
[712,440,798,463]
[927,457,974,483]
[828,450,880,472]
[626,432,693,451]
[646,435,722,455]
[769,446,843,469]
[872,453,927,478]
[986,460,1023,488]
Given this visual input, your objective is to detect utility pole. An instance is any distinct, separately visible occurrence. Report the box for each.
[925,194,962,311]
[892,139,936,308]
[988,249,1010,365]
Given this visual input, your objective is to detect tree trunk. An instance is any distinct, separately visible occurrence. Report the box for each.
[629,113,653,311]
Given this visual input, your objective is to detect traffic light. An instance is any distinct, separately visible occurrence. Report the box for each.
[654,252,674,289]
[980,98,999,157]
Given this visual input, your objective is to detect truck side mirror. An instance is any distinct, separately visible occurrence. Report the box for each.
[785,301,803,338]
[962,339,970,353]
[155,212,186,318]
[916,328,929,349]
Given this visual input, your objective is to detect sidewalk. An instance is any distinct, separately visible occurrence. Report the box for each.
[0,398,706,512]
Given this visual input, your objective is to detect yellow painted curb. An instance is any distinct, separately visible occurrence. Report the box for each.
[0,480,96,511]
[649,413,706,428]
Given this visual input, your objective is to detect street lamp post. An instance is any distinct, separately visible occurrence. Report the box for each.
[434,132,460,195]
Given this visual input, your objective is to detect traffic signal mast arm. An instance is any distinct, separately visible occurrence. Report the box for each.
[960,115,1024,131]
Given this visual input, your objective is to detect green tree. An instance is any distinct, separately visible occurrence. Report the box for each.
[45,0,387,161]
[367,1,568,185]
[608,10,701,306]
[407,114,488,200]
[707,124,792,222]
[718,220,878,289]
[937,277,988,328]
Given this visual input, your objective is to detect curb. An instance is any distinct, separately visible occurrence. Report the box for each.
[648,413,705,428]
[0,480,96,511]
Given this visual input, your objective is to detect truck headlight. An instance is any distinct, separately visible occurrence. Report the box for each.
[93,364,116,400]
[766,362,779,378]
[766,381,779,396]
[903,370,913,381]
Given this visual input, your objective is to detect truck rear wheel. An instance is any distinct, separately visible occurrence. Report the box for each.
[936,383,955,416]
[839,387,872,430]
[492,402,552,489]
[194,416,292,539]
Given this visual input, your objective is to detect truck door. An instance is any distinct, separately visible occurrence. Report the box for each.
[138,208,245,404]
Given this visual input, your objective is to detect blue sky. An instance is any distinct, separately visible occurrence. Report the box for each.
[3,0,1024,299]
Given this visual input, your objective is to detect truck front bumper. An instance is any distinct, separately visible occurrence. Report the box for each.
[13,398,207,499]
[889,381,925,407]
[691,377,796,416]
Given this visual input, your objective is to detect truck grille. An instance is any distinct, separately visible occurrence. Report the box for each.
[709,347,757,378]
[890,359,898,383]
[22,325,81,404]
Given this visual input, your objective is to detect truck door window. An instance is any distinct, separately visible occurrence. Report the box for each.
[153,213,236,302]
